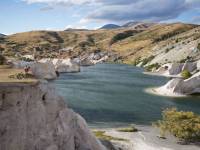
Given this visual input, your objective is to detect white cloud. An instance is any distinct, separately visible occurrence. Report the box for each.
[65,24,87,29]
[22,0,200,24]
[23,0,94,5]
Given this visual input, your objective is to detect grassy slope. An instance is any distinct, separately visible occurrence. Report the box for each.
[0,23,198,63]
[111,23,197,63]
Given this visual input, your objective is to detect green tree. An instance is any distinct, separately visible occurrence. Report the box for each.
[154,108,200,143]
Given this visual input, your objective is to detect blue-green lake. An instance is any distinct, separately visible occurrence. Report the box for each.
[52,64,200,127]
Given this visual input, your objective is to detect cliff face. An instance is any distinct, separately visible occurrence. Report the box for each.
[0,82,104,150]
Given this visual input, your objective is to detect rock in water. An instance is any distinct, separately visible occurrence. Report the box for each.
[0,82,105,150]
[157,71,200,96]
[40,58,80,73]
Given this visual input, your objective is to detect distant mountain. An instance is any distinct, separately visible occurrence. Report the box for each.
[122,21,141,28]
[1,22,198,66]
[100,22,157,30]
[122,21,157,30]
[0,33,5,37]
[100,24,121,29]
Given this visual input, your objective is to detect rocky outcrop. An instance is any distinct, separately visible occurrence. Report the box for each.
[154,71,200,96]
[10,60,57,80]
[156,62,197,77]
[39,58,80,73]
[30,62,57,80]
[11,60,34,69]
[0,82,105,150]
[78,52,110,66]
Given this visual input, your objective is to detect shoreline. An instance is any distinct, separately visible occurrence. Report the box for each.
[145,87,187,98]
[143,71,182,78]
[92,125,200,150]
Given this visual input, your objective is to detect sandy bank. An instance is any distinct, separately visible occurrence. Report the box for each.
[145,87,186,97]
[143,71,181,78]
[94,125,200,150]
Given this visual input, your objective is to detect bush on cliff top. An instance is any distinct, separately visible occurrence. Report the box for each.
[181,70,192,79]
[154,108,200,143]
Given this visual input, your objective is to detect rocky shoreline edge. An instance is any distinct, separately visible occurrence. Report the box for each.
[92,125,200,150]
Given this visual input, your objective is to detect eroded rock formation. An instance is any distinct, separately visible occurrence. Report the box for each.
[0,82,105,150]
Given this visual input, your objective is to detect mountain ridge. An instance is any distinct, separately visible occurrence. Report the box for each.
[100,24,121,29]
[0,22,199,66]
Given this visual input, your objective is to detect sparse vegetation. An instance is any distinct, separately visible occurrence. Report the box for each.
[87,35,95,45]
[165,48,170,53]
[110,30,138,45]
[9,72,34,80]
[179,56,192,63]
[145,63,161,72]
[154,27,190,42]
[93,131,128,141]
[117,125,138,132]
[19,57,34,62]
[181,70,192,79]
[132,57,141,66]
[154,108,200,143]
[141,55,155,66]
[0,23,197,64]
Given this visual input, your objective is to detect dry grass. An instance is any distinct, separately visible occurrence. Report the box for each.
[0,23,197,63]
[0,67,37,84]
[93,130,128,141]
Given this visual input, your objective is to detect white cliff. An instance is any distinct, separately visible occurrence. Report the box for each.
[150,71,200,97]
[155,62,197,77]
[0,82,105,150]
[30,62,57,80]
[39,58,80,73]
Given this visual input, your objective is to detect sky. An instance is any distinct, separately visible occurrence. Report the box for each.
[0,0,200,35]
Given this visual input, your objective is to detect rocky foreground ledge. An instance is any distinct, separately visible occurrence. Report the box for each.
[0,80,105,150]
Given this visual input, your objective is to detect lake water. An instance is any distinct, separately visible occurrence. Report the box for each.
[52,64,200,127]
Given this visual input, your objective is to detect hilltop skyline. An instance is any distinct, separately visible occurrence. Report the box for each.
[1,0,200,34]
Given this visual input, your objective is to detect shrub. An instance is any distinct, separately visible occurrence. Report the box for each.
[78,41,92,47]
[87,35,95,45]
[154,108,200,143]
[19,57,34,62]
[9,72,34,80]
[179,56,192,63]
[93,131,127,141]
[117,125,138,132]
[132,57,141,66]
[181,70,192,79]
[0,54,6,65]
[141,55,155,66]
[145,63,161,72]
[165,48,170,53]
[154,31,183,42]
[110,30,138,45]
